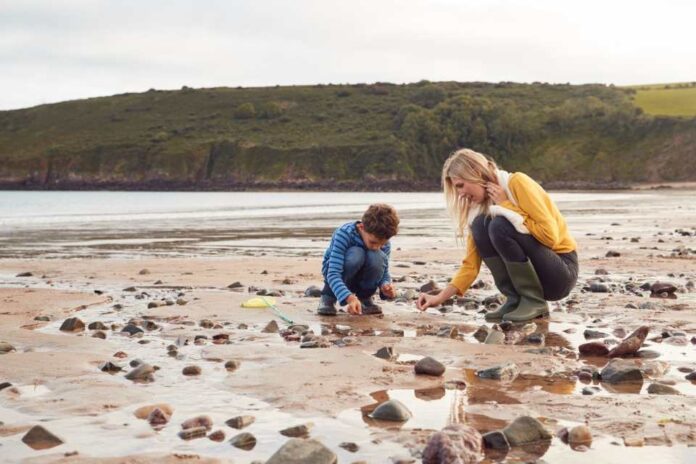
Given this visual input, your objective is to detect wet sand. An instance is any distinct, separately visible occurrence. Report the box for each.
[1,192,695,463]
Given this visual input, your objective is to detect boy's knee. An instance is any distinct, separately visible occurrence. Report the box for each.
[488,216,515,241]
[364,249,386,271]
[344,247,366,270]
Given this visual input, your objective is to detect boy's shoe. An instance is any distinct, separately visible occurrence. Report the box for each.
[359,296,383,315]
[317,295,338,316]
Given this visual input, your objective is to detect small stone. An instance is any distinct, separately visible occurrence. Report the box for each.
[266,438,337,464]
[502,416,552,446]
[212,333,229,344]
[605,251,620,257]
[230,432,257,450]
[608,326,649,357]
[181,415,213,431]
[225,360,240,372]
[129,358,143,368]
[685,372,696,381]
[99,361,122,373]
[419,280,440,293]
[34,315,50,321]
[0,341,16,354]
[123,286,137,292]
[369,399,412,422]
[280,423,312,438]
[178,426,207,440]
[208,429,226,442]
[526,333,545,345]
[600,358,644,384]
[176,298,188,305]
[125,363,155,383]
[584,329,609,339]
[182,365,201,376]
[139,268,150,275]
[415,356,446,376]
[437,325,459,338]
[623,436,644,447]
[472,326,490,343]
[121,324,144,336]
[88,321,107,330]
[339,442,359,453]
[579,342,609,356]
[484,330,505,345]
[423,424,483,464]
[373,346,396,361]
[226,415,255,429]
[304,285,322,297]
[647,383,680,395]
[569,425,592,447]
[134,404,173,420]
[147,301,160,308]
[589,283,610,293]
[16,271,33,277]
[476,363,519,382]
[59,317,85,332]
[21,425,63,450]
[200,319,214,328]
[147,408,170,428]
[228,281,244,289]
[595,268,609,275]
[0,382,13,390]
[650,282,677,295]
[262,320,280,333]
[482,430,510,451]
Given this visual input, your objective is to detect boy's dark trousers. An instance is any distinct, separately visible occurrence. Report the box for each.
[322,246,387,302]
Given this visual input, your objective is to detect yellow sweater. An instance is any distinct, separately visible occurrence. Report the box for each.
[450,172,577,294]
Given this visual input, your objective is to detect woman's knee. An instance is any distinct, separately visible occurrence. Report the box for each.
[487,216,516,241]
[470,214,488,242]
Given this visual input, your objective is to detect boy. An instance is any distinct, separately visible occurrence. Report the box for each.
[318,204,400,316]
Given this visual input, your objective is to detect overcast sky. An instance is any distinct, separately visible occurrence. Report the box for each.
[1,0,694,110]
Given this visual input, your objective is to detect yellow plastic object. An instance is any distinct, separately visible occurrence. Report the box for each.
[241,296,276,308]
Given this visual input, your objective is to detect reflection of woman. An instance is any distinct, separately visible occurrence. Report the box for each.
[417,148,578,322]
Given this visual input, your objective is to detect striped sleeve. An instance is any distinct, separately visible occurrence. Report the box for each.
[325,228,353,304]
[378,241,392,286]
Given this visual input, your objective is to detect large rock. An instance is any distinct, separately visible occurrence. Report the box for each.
[608,326,649,357]
[415,356,446,376]
[502,416,552,446]
[423,423,483,464]
[266,438,337,464]
[476,363,519,382]
[600,359,644,384]
[369,399,412,422]
[21,425,64,450]
[59,317,85,332]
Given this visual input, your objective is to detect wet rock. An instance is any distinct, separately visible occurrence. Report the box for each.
[594,268,609,275]
[415,356,446,376]
[199,319,214,329]
[374,346,396,361]
[437,325,459,338]
[641,360,670,377]
[176,298,188,305]
[125,363,155,383]
[605,250,620,257]
[579,342,609,356]
[423,424,483,464]
[650,282,677,297]
[34,315,50,321]
[526,333,545,345]
[583,329,609,339]
[225,360,240,372]
[147,408,170,428]
[266,438,337,464]
[212,333,229,344]
[483,294,504,307]
[88,321,107,330]
[99,361,122,373]
[482,430,510,451]
[0,382,12,390]
[582,386,600,395]
[16,271,33,277]
[230,432,257,450]
[685,372,696,381]
[91,330,106,338]
[228,281,244,290]
[473,326,490,343]
[59,317,85,332]
[370,399,412,422]
[476,363,519,382]
[589,283,610,293]
[181,415,213,431]
[0,341,16,354]
[484,330,505,345]
[123,286,137,292]
[208,429,225,442]
[121,324,144,336]
[568,425,592,447]
[182,365,201,376]
[147,301,161,309]
[21,425,63,450]
[647,383,680,395]
[600,359,644,384]
[502,416,552,446]
[129,358,143,368]
[134,404,173,420]
[304,285,322,297]
[623,436,644,447]
[608,326,649,357]
[262,320,279,333]
[178,426,207,440]
[420,280,440,294]
[280,423,312,438]
[339,442,359,453]
[226,415,255,429]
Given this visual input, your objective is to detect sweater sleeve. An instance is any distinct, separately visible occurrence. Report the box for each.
[325,229,353,305]
[449,233,482,295]
[500,174,561,249]
[378,241,391,286]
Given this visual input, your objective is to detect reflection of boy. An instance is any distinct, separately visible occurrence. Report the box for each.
[318,204,400,316]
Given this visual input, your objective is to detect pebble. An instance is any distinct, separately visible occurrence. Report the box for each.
[369,399,412,422]
[476,363,519,382]
[99,361,122,373]
[579,341,609,356]
[647,383,680,395]
[59,317,85,332]
[437,325,458,338]
[304,285,322,297]
[502,416,552,446]
[178,426,207,440]
[134,404,173,419]
[484,330,505,345]
[608,326,649,357]
[339,442,359,453]
[147,408,170,428]
[181,415,213,431]
[16,271,33,277]
[568,425,592,447]
[589,283,610,293]
[685,372,696,381]
[125,363,155,383]
[373,346,396,361]
[230,432,257,450]
[226,415,255,429]
[0,341,16,354]
[472,326,490,342]
[423,424,483,464]
[482,430,510,451]
[225,360,240,372]
[88,321,107,330]
[415,357,446,376]
[600,359,644,384]
[419,280,440,293]
[266,438,337,464]
[176,298,188,305]
[182,365,201,376]
[121,324,144,336]
[584,329,609,339]
[280,423,312,438]
[262,320,280,333]
[21,425,64,450]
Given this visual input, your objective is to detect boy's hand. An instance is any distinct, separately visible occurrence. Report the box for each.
[416,293,441,311]
[380,283,396,299]
[346,294,362,315]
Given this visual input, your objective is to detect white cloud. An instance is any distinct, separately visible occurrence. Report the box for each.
[0,0,694,109]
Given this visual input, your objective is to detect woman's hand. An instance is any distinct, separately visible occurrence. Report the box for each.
[416,292,442,311]
[486,182,509,205]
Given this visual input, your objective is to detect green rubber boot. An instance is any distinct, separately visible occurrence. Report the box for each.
[502,259,549,322]
[483,256,520,321]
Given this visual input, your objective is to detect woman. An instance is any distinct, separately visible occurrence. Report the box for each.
[417,148,578,322]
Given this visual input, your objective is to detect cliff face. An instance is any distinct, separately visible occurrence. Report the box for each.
[1,82,694,190]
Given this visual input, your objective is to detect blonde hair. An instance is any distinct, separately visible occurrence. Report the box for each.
[441,148,499,242]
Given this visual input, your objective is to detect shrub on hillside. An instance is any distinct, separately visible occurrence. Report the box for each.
[234,103,256,119]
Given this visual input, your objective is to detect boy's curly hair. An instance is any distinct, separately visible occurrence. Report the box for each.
[362,204,399,240]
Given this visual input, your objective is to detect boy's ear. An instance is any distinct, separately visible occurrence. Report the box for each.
[356,223,364,232]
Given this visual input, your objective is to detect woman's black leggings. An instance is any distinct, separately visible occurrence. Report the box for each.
[471,214,578,301]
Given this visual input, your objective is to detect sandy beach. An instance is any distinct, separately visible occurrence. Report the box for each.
[1,190,695,463]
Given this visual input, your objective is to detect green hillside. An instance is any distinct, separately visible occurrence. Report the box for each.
[1,81,695,190]
[629,82,696,117]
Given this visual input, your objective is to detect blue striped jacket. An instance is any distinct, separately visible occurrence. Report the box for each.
[321,221,391,304]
